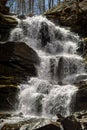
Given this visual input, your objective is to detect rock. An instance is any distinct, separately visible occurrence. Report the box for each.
[38,22,50,47]
[44,0,87,37]
[61,116,82,130]
[72,75,87,111]
[1,118,61,130]
[0,4,9,15]
[57,56,79,83]
[35,124,60,130]
[0,0,18,41]
[0,84,19,110]
[0,13,18,28]
[0,112,11,119]
[75,83,87,111]
[0,13,18,41]
[0,0,8,6]
[0,0,9,15]
[17,15,26,19]
[0,42,40,82]
[73,111,87,130]
[0,41,40,110]
[74,74,87,84]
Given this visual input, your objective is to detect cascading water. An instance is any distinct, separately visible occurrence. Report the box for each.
[9,15,85,118]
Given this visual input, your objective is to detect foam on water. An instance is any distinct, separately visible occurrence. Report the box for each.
[9,15,85,118]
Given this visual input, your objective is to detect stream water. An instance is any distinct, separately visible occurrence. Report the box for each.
[9,15,85,118]
[0,15,86,129]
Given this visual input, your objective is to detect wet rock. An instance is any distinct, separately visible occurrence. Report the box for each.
[0,42,40,82]
[35,124,60,130]
[73,74,87,111]
[74,74,87,84]
[61,115,82,130]
[38,22,50,47]
[0,112,11,119]
[75,82,87,111]
[57,56,79,83]
[0,84,19,110]
[1,118,60,130]
[0,67,19,111]
[77,38,87,56]
[0,13,18,41]
[18,15,26,19]
[73,111,87,130]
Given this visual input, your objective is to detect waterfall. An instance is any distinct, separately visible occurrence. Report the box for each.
[9,15,85,118]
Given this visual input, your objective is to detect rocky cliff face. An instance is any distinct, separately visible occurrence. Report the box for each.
[0,41,40,110]
[0,1,40,110]
[0,42,40,80]
[0,0,18,41]
[44,0,87,38]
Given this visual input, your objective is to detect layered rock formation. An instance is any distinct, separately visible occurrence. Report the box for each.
[0,42,40,80]
[44,0,87,38]
[0,42,40,110]
[0,0,18,41]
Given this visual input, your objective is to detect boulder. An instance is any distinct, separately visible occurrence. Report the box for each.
[38,22,50,47]
[0,41,40,82]
[57,56,79,83]
[61,116,82,130]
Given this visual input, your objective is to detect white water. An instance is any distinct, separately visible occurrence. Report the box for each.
[9,15,85,118]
